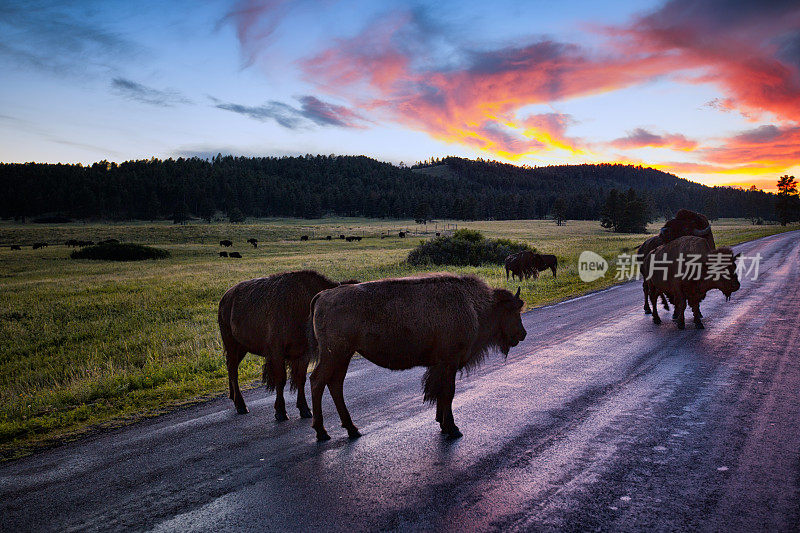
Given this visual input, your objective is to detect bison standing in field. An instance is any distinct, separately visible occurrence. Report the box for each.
[637,235,669,314]
[10,244,21,250]
[531,254,557,278]
[220,240,233,247]
[219,251,228,257]
[308,274,527,441]
[247,238,258,248]
[300,235,309,241]
[229,251,242,258]
[339,235,346,240]
[504,252,525,280]
[218,271,358,420]
[32,242,48,249]
[399,231,406,238]
[643,236,740,329]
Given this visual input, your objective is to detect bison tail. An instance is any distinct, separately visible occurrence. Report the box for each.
[305,294,321,364]
[262,361,277,391]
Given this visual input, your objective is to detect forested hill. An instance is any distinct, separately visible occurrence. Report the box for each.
[0,154,774,221]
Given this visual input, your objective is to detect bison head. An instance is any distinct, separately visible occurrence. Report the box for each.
[492,287,527,354]
[659,209,713,244]
[714,249,741,300]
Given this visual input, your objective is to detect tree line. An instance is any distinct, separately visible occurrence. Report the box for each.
[0,154,783,223]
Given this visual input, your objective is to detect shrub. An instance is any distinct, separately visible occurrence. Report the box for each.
[70,243,170,261]
[407,230,533,266]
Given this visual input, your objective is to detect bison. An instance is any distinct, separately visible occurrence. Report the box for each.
[220,240,233,247]
[660,209,715,249]
[325,235,332,240]
[504,252,526,280]
[399,231,406,238]
[637,235,669,314]
[219,251,228,257]
[339,235,346,240]
[355,236,362,241]
[32,242,48,249]
[643,236,740,329]
[531,254,557,278]
[308,274,527,441]
[10,244,21,250]
[65,239,78,247]
[229,251,242,258]
[218,271,357,420]
[247,238,258,248]
[300,235,309,241]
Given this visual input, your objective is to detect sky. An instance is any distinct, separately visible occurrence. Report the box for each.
[1,0,798,190]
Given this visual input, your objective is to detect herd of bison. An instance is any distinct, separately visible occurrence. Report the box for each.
[219,209,740,441]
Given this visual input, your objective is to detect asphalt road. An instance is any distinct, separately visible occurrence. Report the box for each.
[2,230,799,532]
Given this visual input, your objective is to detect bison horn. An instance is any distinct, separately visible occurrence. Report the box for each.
[692,225,711,237]
[515,287,521,299]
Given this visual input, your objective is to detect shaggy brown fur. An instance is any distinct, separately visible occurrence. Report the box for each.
[531,253,557,278]
[218,270,356,420]
[643,236,740,329]
[659,209,716,249]
[308,273,527,441]
[637,235,669,314]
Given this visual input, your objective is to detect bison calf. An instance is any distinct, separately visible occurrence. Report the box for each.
[309,274,527,441]
[218,271,357,420]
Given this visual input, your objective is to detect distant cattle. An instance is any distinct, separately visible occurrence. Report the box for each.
[436,232,441,237]
[325,235,332,240]
[643,236,740,329]
[355,236,362,241]
[300,235,309,241]
[399,231,406,238]
[339,235,346,240]
[218,270,358,419]
[65,239,78,247]
[219,251,228,257]
[247,238,258,248]
[345,236,355,242]
[308,274,527,441]
[10,245,21,250]
[220,240,233,247]
[32,242,48,249]
[229,251,242,258]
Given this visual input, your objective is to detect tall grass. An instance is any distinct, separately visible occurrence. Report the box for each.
[0,217,795,458]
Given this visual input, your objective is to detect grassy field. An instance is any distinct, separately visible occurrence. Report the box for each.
[1,217,796,459]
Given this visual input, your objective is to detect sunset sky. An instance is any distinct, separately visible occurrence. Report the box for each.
[1,0,798,190]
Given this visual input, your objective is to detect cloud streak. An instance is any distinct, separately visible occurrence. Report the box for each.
[111,78,191,107]
[609,128,698,151]
[211,95,365,129]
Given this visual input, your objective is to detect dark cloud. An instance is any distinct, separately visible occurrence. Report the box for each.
[211,95,364,129]
[609,128,697,150]
[111,78,191,107]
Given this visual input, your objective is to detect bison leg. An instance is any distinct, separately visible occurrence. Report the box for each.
[328,361,360,439]
[266,355,289,421]
[550,265,556,278]
[310,360,334,441]
[690,300,704,329]
[224,342,249,415]
[673,295,687,330]
[427,363,461,440]
[292,360,312,419]
[643,282,652,314]
[660,294,670,311]
[649,286,662,325]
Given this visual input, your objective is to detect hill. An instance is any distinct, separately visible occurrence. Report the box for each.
[0,154,775,222]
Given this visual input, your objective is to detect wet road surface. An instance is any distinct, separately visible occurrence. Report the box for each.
[2,230,799,532]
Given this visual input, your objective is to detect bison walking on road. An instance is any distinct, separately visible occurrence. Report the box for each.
[637,235,669,314]
[218,271,357,420]
[308,274,527,441]
[643,236,740,329]
[659,209,715,249]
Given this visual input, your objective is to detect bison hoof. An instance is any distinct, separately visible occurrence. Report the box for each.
[274,411,289,422]
[653,316,662,325]
[346,427,362,439]
[298,407,313,419]
[644,308,652,315]
[316,430,331,442]
[695,321,705,329]
[445,427,463,440]
[236,405,249,415]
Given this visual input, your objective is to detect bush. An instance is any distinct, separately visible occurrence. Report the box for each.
[70,243,170,261]
[407,230,533,266]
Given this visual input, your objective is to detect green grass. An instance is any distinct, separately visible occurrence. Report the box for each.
[0,217,796,459]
